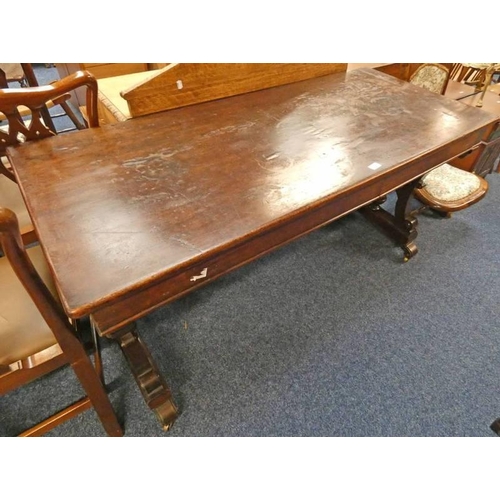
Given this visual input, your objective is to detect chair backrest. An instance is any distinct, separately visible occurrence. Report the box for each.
[450,63,486,85]
[409,63,450,95]
[0,70,99,160]
[0,207,122,436]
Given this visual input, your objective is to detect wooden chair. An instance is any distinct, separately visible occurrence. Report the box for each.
[0,63,88,133]
[413,163,488,216]
[0,70,98,245]
[409,63,450,95]
[0,207,123,436]
[409,64,489,216]
[0,63,28,87]
[450,63,485,88]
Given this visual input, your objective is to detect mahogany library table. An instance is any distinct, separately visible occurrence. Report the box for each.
[8,68,498,431]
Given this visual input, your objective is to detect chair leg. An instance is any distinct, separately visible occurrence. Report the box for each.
[52,96,87,130]
[19,397,93,437]
[71,355,123,436]
[90,319,104,385]
[490,418,500,436]
[475,71,494,108]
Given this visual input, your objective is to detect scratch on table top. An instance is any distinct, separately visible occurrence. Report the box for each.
[204,121,256,138]
[130,188,193,207]
[54,146,80,152]
[169,236,202,253]
[440,110,459,120]
[265,152,281,161]
[88,231,146,234]
[122,146,193,169]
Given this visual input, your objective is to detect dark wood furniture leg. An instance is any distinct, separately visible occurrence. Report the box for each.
[0,69,7,88]
[359,179,420,261]
[490,418,500,436]
[103,322,178,431]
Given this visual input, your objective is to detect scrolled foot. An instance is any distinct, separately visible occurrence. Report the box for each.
[112,326,179,432]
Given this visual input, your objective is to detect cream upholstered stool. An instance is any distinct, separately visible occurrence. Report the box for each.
[413,163,488,216]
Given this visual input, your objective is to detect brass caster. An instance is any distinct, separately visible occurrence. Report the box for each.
[154,397,179,432]
[402,242,418,262]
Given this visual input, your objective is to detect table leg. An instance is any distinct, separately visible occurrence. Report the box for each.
[476,70,494,108]
[359,179,420,261]
[109,324,178,431]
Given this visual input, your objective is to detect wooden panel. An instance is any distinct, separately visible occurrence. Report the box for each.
[148,63,168,70]
[97,70,163,123]
[475,135,500,175]
[347,63,389,71]
[449,122,500,175]
[122,63,348,117]
[82,63,149,79]
[448,87,500,175]
[375,63,413,81]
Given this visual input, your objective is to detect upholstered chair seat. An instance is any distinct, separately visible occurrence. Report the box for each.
[414,163,488,213]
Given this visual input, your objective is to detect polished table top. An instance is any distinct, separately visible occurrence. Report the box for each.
[9,68,498,322]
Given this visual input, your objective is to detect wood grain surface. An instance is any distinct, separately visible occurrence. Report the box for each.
[8,69,497,330]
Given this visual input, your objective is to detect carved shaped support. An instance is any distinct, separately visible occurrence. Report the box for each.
[359,179,421,261]
[108,324,178,431]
